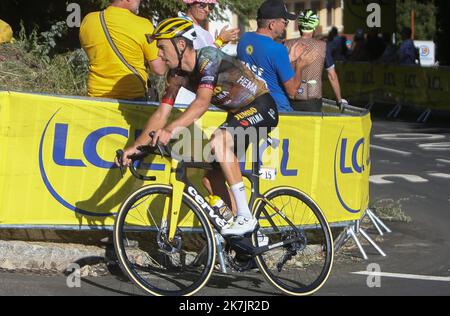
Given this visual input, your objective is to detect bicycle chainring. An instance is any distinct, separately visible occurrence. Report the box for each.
[224,246,254,272]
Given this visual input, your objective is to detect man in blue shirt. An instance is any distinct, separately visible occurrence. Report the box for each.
[237,0,314,112]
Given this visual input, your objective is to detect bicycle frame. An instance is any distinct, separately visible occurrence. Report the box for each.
[118,139,305,256]
[165,156,304,257]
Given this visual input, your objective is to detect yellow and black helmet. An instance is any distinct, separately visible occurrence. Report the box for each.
[148,17,197,43]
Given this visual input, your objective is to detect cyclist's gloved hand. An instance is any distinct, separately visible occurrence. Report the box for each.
[152,128,173,147]
[337,99,349,112]
[116,145,142,167]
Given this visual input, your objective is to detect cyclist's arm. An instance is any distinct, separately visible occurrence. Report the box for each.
[134,103,173,147]
[154,87,213,146]
[135,74,187,146]
[117,74,185,166]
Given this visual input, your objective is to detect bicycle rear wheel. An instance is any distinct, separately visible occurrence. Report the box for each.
[252,187,333,296]
[113,185,216,296]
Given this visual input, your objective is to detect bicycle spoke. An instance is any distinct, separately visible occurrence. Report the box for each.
[253,188,333,296]
[115,186,215,296]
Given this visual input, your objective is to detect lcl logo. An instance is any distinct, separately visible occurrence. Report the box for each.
[334,130,370,214]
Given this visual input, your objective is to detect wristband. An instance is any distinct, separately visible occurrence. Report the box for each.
[214,37,224,48]
[162,98,175,107]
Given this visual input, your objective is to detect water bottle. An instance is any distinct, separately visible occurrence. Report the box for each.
[207,195,234,225]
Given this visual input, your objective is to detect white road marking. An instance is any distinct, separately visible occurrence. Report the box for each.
[428,173,450,179]
[352,271,450,282]
[370,174,429,184]
[374,133,445,141]
[419,142,450,151]
[371,145,412,156]
[436,159,450,164]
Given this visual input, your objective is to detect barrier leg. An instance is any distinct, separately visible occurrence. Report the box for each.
[417,108,432,123]
[348,226,369,260]
[335,220,389,260]
[367,209,392,234]
[388,103,402,119]
[334,227,351,253]
[366,210,384,236]
[359,229,387,257]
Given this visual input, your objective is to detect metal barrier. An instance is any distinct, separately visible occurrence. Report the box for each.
[323,62,450,122]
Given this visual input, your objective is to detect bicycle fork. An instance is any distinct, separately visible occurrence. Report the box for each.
[164,159,184,243]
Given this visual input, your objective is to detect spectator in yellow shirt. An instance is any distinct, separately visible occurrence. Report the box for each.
[80,0,166,100]
[0,19,13,44]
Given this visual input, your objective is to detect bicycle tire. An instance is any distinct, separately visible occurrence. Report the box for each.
[113,184,216,296]
[252,187,334,296]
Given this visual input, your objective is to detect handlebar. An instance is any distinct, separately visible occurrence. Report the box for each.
[115,132,173,181]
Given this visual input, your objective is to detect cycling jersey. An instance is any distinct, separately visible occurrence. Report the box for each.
[162,46,269,112]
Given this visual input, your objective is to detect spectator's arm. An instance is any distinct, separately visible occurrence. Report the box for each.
[283,62,303,98]
[284,47,318,98]
[149,57,167,76]
[327,67,342,103]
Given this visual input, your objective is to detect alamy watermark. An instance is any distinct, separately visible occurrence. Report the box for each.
[366,263,382,288]
[366,3,381,29]
[166,126,280,166]
[66,263,81,288]
[66,3,81,28]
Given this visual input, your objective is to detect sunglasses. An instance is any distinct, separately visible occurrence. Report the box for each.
[194,2,216,10]
[271,19,289,27]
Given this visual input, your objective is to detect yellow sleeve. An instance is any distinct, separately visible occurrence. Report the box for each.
[142,21,159,62]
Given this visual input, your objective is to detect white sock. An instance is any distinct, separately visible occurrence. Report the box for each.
[230,182,252,219]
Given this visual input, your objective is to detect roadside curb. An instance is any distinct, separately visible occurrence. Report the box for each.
[0,240,108,274]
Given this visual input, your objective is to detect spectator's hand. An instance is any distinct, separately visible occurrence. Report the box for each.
[298,47,318,68]
[115,145,142,168]
[337,99,349,112]
[217,25,240,43]
[288,42,303,62]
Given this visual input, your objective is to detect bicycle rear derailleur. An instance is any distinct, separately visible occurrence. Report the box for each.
[276,231,307,272]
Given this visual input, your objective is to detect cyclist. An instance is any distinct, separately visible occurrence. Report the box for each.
[285,10,347,112]
[117,17,281,236]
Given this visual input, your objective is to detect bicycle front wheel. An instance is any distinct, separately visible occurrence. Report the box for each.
[252,187,334,296]
[114,185,216,296]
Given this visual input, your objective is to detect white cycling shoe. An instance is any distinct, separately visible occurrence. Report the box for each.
[221,216,258,237]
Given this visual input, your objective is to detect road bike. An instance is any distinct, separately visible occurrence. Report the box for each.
[114,134,333,296]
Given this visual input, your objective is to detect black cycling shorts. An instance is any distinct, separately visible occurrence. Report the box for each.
[219,93,279,159]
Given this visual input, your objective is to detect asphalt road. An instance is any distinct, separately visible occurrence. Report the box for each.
[1,115,449,296]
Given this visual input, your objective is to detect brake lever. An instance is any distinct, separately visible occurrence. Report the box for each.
[149,131,168,158]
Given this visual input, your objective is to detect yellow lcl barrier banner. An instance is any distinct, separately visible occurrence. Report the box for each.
[0,91,371,228]
[323,63,450,110]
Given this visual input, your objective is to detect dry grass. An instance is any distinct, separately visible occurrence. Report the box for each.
[0,42,88,96]
[369,198,413,223]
